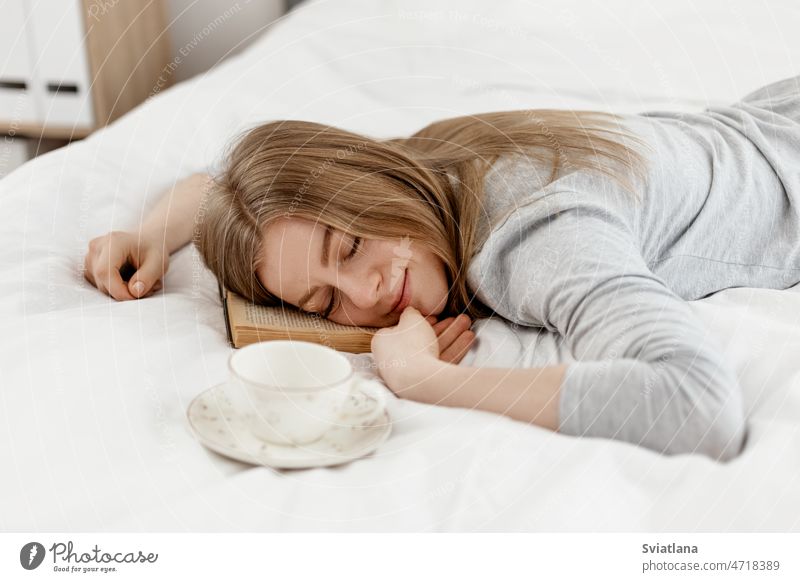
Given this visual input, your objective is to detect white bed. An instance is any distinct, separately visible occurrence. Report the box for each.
[3,0,800,531]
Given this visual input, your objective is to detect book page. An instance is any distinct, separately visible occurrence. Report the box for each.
[227,288,380,333]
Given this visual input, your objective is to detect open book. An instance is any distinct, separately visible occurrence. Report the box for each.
[219,282,380,353]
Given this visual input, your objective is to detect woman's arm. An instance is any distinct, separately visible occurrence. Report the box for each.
[83,172,214,300]
[397,357,568,432]
[463,200,746,461]
[370,306,565,429]
[138,172,213,255]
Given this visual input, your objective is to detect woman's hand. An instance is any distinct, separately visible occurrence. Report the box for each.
[83,231,169,300]
[370,306,476,396]
[427,313,477,365]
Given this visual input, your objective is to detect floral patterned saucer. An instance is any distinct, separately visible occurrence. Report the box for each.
[186,381,392,469]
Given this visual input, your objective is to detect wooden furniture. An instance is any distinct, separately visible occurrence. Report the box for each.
[0,0,173,141]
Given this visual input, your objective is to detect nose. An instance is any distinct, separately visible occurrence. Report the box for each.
[336,267,381,310]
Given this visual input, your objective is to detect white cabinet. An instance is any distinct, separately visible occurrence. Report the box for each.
[27,0,95,127]
[0,0,172,140]
[0,0,38,125]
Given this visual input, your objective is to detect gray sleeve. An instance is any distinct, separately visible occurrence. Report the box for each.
[474,196,747,461]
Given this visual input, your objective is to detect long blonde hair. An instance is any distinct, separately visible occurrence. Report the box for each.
[195,110,649,323]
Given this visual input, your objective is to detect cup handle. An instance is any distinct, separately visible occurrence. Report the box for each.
[337,374,387,427]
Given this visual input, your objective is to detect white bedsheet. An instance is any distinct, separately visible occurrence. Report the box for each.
[2,0,800,531]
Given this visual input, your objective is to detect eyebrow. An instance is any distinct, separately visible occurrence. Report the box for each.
[297,225,332,311]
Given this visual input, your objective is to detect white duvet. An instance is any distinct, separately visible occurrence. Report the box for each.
[2,0,800,531]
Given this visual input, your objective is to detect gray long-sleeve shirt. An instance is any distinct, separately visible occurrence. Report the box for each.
[466,75,800,461]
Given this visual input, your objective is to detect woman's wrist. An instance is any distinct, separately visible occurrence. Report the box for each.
[136,223,165,247]
[397,360,568,431]
[393,355,455,402]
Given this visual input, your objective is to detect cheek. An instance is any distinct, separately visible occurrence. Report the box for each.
[425,251,446,279]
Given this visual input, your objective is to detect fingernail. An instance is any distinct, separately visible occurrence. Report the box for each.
[132,281,145,296]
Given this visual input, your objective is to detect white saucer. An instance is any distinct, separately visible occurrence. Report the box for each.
[186,381,392,469]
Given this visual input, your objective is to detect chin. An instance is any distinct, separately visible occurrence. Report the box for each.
[426,294,448,317]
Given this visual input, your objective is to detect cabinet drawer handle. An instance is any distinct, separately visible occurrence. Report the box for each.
[0,79,28,90]
[46,82,80,94]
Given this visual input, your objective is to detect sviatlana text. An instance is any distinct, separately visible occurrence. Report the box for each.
[642,543,698,554]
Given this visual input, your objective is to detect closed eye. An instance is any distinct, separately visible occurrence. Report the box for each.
[319,235,361,318]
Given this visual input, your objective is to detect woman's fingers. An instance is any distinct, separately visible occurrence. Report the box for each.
[127,249,168,298]
[439,330,476,365]
[431,317,455,333]
[142,280,163,297]
[106,269,136,301]
[95,248,135,301]
[94,272,133,301]
[434,314,472,350]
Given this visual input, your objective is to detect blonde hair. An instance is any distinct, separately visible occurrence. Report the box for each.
[194,110,649,323]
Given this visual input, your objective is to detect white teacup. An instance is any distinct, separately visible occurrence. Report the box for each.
[227,340,387,446]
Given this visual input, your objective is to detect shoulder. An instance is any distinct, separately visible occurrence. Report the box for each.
[476,184,634,254]
[474,154,574,246]
[467,191,641,326]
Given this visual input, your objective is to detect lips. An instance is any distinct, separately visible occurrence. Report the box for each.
[391,270,409,314]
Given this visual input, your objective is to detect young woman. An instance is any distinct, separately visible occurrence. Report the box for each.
[84,75,800,462]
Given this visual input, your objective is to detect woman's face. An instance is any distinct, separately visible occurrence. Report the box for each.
[256,216,450,327]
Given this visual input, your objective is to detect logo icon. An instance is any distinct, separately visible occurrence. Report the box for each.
[390,236,413,291]
[20,542,46,570]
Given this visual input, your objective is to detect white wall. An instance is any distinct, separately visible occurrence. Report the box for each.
[164,0,286,83]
